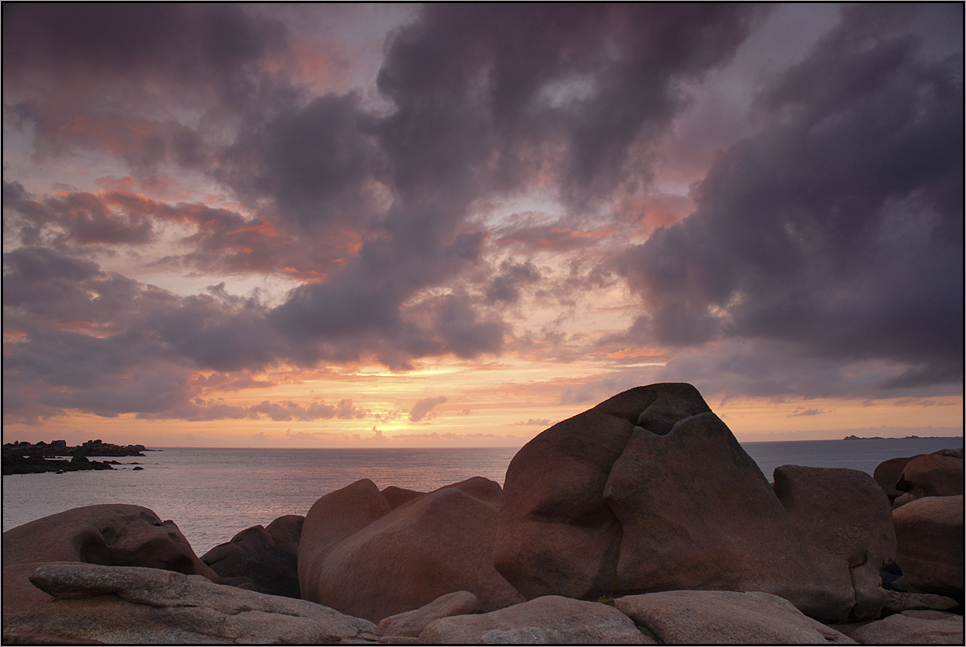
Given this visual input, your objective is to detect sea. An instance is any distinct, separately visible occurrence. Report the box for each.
[3,437,961,556]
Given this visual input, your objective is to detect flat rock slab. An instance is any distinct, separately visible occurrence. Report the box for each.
[3,563,379,644]
[418,595,650,644]
[614,590,856,644]
[850,610,964,645]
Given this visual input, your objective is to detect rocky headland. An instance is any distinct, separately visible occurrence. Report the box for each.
[2,384,962,644]
[2,439,147,475]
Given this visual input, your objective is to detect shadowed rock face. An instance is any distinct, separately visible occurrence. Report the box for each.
[201,524,300,599]
[494,383,897,623]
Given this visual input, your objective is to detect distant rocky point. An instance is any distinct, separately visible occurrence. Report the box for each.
[2,439,147,475]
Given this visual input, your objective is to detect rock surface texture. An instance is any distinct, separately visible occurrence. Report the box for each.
[2,504,217,581]
[299,476,524,622]
[494,383,897,622]
[850,610,964,645]
[418,595,649,644]
[893,495,964,600]
[1,562,379,644]
[201,524,300,598]
[614,590,856,644]
[377,590,484,638]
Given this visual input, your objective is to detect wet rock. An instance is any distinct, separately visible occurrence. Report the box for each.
[418,595,649,644]
[2,562,378,644]
[614,590,855,644]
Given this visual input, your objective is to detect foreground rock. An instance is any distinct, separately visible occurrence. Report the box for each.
[2,562,378,644]
[202,524,300,598]
[2,504,217,582]
[614,590,855,644]
[893,495,964,600]
[300,477,523,622]
[494,383,896,622]
[849,610,964,645]
[378,591,484,638]
[419,595,649,644]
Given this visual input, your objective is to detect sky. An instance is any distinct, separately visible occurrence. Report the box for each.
[2,3,963,448]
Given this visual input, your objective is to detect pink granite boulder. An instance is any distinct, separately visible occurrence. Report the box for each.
[2,504,217,581]
[494,383,898,622]
[893,495,964,600]
[299,477,523,622]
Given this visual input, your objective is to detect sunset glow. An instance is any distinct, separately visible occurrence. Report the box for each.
[3,4,962,448]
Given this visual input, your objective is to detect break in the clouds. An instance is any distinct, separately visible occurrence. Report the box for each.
[2,4,962,432]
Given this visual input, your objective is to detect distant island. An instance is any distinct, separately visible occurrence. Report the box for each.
[842,434,957,441]
[2,439,147,475]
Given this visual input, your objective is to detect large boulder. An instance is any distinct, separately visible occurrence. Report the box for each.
[418,595,649,644]
[201,524,300,598]
[1,562,378,645]
[299,477,523,622]
[494,384,897,622]
[849,610,964,645]
[893,495,963,599]
[772,465,896,619]
[2,504,217,581]
[614,590,855,644]
[895,452,964,505]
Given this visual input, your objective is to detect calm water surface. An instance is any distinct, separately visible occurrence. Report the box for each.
[3,438,961,554]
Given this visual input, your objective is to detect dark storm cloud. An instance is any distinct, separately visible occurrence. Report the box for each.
[617,3,964,389]
[264,3,765,367]
[2,4,289,99]
[485,259,541,304]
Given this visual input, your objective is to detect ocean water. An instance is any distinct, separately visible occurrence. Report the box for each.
[3,438,961,555]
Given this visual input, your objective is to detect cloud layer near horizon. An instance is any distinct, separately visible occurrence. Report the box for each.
[3,4,962,428]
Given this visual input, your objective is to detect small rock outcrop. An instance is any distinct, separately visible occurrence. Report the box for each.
[494,383,897,622]
[614,590,855,644]
[2,504,217,582]
[418,595,649,644]
[299,477,523,622]
[893,495,964,600]
[201,524,300,598]
[1,563,378,645]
